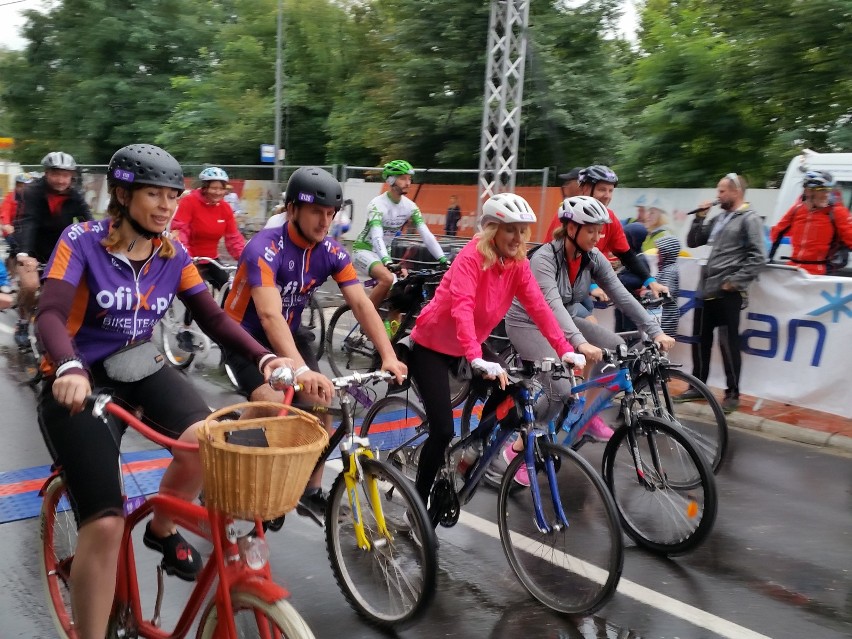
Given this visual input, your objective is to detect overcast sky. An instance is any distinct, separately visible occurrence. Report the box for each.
[1,1,639,52]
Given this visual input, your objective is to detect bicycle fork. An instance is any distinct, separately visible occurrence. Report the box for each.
[341,441,391,551]
[525,432,570,534]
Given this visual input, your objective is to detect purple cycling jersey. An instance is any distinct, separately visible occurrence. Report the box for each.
[43,219,207,366]
[225,222,359,338]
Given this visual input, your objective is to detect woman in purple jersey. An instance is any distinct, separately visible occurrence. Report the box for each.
[36,144,293,639]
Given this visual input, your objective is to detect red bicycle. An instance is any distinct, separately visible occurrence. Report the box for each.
[39,391,318,638]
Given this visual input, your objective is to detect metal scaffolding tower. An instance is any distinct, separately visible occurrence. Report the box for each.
[477,0,531,213]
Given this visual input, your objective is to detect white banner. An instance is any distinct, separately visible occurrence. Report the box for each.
[668,260,851,417]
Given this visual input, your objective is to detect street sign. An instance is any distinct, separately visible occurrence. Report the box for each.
[260,144,276,163]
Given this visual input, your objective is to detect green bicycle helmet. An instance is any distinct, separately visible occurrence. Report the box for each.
[381,160,415,181]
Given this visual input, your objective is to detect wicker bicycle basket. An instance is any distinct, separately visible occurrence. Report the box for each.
[197,401,328,520]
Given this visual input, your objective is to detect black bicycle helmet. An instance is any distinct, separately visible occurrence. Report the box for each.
[284,167,343,211]
[107,144,185,193]
[578,165,619,187]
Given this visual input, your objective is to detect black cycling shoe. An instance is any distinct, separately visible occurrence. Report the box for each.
[14,321,29,349]
[143,523,203,582]
[296,488,328,526]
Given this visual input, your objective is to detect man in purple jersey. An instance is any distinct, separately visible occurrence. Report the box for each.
[224,167,407,520]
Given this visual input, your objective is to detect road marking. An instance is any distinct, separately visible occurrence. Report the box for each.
[328,458,769,637]
[457,510,770,639]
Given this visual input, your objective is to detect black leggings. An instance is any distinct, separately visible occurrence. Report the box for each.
[38,364,211,526]
[410,343,508,504]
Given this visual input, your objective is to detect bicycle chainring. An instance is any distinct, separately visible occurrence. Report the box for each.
[430,477,460,528]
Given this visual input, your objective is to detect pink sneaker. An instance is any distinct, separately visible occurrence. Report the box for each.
[502,445,531,487]
[585,416,614,442]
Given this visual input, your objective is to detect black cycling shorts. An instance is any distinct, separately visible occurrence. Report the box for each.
[225,329,318,398]
[38,364,211,527]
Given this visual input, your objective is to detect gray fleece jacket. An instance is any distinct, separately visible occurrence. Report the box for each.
[505,238,663,347]
[686,204,766,298]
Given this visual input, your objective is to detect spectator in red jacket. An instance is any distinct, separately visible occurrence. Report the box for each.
[171,166,245,291]
[770,170,852,275]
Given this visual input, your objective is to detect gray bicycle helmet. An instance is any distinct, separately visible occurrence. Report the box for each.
[41,151,77,171]
[803,170,835,189]
[107,144,185,192]
[578,165,619,187]
[284,167,343,210]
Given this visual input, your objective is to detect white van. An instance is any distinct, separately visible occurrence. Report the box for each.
[772,149,852,226]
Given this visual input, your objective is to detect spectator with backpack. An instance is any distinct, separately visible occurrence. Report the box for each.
[769,170,852,275]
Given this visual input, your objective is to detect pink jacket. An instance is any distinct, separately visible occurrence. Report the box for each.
[411,239,572,362]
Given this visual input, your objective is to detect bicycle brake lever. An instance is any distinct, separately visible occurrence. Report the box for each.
[91,394,111,421]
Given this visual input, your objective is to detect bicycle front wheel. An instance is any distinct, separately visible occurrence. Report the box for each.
[197,591,315,638]
[326,304,376,377]
[498,440,623,615]
[39,475,77,638]
[602,415,718,556]
[634,368,728,473]
[326,458,437,629]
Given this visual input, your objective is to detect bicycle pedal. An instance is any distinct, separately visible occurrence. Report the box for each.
[295,503,325,527]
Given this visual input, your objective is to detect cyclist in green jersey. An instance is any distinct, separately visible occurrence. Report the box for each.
[352,160,448,311]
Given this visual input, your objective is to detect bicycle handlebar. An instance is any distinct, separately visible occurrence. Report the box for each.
[88,394,199,452]
[191,256,237,271]
[268,366,399,393]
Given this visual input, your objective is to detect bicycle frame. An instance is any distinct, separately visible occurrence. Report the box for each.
[113,493,286,638]
[43,396,294,639]
[555,367,633,448]
[446,379,573,534]
[291,375,394,548]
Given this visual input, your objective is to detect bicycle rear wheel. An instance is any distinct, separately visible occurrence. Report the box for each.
[602,416,717,556]
[634,368,727,473]
[197,591,315,638]
[360,396,428,483]
[326,304,377,377]
[39,475,77,638]
[20,315,42,385]
[157,298,196,369]
[326,458,437,629]
[498,439,623,615]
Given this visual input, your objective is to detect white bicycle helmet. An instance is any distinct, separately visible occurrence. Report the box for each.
[199,166,229,182]
[558,195,611,225]
[41,151,77,171]
[479,193,537,229]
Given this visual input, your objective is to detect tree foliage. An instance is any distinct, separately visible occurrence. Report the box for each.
[0,0,849,185]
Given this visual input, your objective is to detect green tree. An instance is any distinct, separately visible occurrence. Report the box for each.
[522,0,628,177]
[159,0,351,167]
[0,0,218,164]
[620,0,852,187]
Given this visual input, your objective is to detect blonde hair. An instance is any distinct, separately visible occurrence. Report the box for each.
[552,221,569,241]
[101,184,177,258]
[476,222,530,270]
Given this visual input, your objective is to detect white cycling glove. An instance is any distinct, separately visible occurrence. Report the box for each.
[471,358,506,378]
[560,352,587,369]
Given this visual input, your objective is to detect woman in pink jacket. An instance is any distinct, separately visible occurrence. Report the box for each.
[409,193,585,520]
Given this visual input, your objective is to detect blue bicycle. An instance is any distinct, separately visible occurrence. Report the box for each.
[361,359,624,616]
[466,344,718,556]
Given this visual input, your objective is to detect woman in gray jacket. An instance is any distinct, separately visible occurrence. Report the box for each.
[504,195,675,445]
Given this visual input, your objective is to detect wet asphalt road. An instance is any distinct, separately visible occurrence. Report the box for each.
[0,307,850,639]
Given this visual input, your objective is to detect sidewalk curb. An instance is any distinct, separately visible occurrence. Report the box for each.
[725,411,852,454]
[675,403,852,454]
